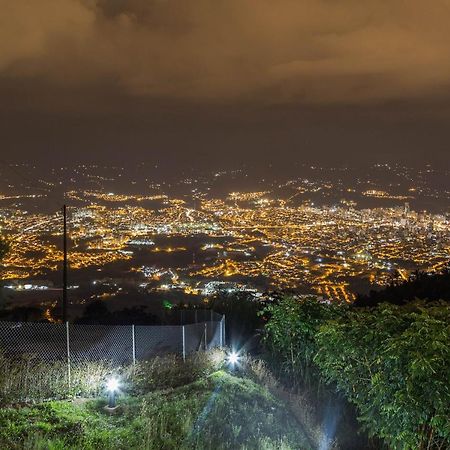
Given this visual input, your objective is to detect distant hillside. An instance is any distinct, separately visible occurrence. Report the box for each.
[354,267,450,307]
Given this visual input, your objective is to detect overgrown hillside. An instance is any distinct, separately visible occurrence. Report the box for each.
[0,351,312,450]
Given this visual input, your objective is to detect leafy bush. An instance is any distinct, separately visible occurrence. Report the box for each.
[262,295,344,387]
[262,295,450,449]
[314,302,450,449]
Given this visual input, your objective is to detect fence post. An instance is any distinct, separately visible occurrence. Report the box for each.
[210,309,214,347]
[182,325,186,362]
[204,322,207,350]
[219,317,223,347]
[66,321,71,389]
[223,315,226,347]
[132,325,136,365]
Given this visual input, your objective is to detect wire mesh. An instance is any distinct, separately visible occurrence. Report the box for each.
[207,319,222,349]
[135,325,182,360]
[68,324,133,365]
[0,321,67,363]
[175,309,223,325]
[184,322,207,353]
[0,310,224,365]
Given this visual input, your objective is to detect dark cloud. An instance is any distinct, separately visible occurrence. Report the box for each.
[0,1,449,168]
[2,0,450,104]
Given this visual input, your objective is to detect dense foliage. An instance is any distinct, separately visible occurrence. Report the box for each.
[261,296,344,388]
[315,302,450,449]
[263,296,450,449]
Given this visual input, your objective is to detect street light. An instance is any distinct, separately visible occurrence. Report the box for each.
[227,350,239,366]
[106,377,120,409]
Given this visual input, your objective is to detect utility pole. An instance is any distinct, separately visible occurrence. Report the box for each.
[62,204,68,323]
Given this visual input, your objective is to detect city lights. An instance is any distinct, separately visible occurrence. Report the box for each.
[0,165,448,312]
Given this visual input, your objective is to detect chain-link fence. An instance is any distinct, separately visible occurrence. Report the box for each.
[0,311,225,366]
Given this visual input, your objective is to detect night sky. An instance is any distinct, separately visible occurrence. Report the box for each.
[1,0,450,170]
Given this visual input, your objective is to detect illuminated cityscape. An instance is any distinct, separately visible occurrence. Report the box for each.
[1,1,450,446]
[1,163,448,317]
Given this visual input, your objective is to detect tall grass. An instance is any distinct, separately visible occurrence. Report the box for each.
[132,349,225,393]
[0,351,118,404]
[0,350,315,449]
[0,349,226,405]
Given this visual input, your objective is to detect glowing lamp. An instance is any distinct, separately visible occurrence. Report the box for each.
[227,351,239,366]
[106,377,120,409]
[107,377,119,393]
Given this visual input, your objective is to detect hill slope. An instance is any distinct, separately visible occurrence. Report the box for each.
[0,370,312,450]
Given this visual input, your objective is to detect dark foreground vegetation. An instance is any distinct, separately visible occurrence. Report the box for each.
[355,268,450,307]
[263,297,450,450]
[0,350,311,450]
[0,261,449,449]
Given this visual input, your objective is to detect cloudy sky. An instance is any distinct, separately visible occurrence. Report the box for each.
[1,0,450,169]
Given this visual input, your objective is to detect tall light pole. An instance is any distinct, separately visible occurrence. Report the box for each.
[62,204,68,323]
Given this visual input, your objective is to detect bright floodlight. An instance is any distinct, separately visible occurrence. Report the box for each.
[228,351,239,365]
[106,377,119,392]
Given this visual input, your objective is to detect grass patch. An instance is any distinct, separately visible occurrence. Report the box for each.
[0,369,311,449]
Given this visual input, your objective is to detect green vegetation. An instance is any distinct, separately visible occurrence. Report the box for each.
[262,296,344,389]
[0,351,311,449]
[2,279,449,449]
[263,296,450,449]
[0,354,116,404]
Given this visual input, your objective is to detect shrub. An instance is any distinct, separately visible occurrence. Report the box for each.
[261,295,345,387]
[314,302,450,449]
[0,349,225,405]
[262,296,450,449]
[131,349,225,393]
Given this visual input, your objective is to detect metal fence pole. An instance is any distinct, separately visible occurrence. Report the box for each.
[223,315,226,347]
[219,317,223,347]
[66,321,71,388]
[204,322,207,350]
[132,324,136,365]
[182,325,186,362]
